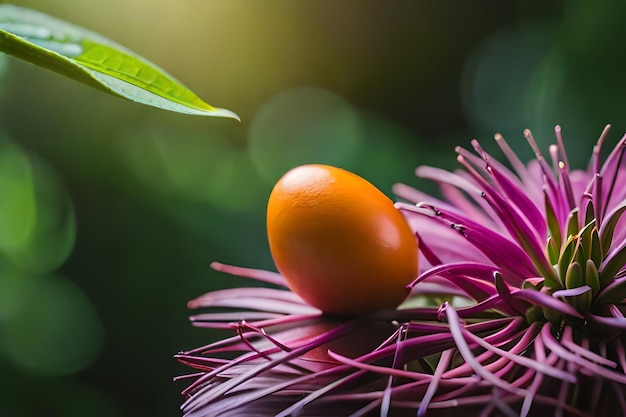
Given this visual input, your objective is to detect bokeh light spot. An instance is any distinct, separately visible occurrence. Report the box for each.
[0,271,36,321]
[0,53,9,98]
[0,136,75,273]
[0,275,104,376]
[122,128,236,203]
[522,51,591,163]
[0,139,37,253]
[461,24,554,138]
[247,86,362,184]
[119,128,268,212]
[347,111,426,198]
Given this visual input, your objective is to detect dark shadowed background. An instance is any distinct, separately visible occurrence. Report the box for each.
[0,1,624,416]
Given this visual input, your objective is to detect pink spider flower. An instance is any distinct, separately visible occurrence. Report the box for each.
[176,125,626,417]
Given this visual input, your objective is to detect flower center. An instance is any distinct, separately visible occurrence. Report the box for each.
[534,201,626,335]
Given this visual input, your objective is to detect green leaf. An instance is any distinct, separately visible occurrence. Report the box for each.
[565,208,579,239]
[583,199,595,228]
[595,276,626,305]
[546,236,559,266]
[577,219,596,261]
[590,227,602,268]
[585,259,600,297]
[571,289,592,312]
[564,261,583,290]
[599,204,626,258]
[558,235,578,286]
[544,190,562,249]
[0,4,239,120]
[599,241,626,286]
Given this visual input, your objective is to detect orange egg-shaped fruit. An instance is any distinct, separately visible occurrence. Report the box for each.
[267,164,419,317]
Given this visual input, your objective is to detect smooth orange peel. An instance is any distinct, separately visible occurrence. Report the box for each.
[267,164,419,317]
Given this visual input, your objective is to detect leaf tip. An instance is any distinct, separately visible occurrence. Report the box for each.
[211,107,241,122]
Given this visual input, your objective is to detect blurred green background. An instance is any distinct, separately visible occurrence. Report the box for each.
[0,1,624,416]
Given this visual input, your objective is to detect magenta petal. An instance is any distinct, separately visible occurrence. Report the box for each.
[552,285,591,298]
[417,349,454,416]
[399,203,536,283]
[443,303,527,396]
[540,324,626,384]
[189,286,307,306]
[587,313,626,330]
[460,325,577,383]
[511,289,583,319]
[211,262,287,287]
[487,149,547,239]
[411,262,499,287]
